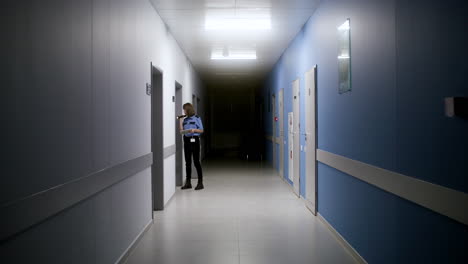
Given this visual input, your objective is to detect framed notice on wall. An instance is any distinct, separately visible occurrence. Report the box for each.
[338,18,351,94]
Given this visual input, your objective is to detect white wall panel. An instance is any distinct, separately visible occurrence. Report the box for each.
[164,155,176,205]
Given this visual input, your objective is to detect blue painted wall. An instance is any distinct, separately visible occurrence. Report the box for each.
[263,0,468,262]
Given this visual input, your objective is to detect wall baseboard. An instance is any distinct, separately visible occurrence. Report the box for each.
[317,213,367,264]
[116,218,153,264]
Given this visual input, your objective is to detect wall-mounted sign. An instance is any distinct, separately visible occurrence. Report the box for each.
[146,83,152,96]
[338,18,351,94]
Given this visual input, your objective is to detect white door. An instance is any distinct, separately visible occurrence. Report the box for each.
[292,79,300,196]
[305,66,317,215]
[279,89,284,178]
[288,112,294,183]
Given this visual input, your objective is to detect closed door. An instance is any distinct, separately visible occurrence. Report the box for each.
[305,66,317,215]
[279,89,284,177]
[292,79,300,196]
[288,112,294,183]
[272,94,276,170]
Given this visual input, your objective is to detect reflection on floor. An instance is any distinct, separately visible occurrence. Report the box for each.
[125,157,357,264]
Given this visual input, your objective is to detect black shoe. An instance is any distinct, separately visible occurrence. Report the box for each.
[181,181,192,190]
[194,182,204,190]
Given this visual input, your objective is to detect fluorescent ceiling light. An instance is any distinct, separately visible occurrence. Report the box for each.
[211,49,257,60]
[205,9,272,31]
[338,19,350,31]
[338,55,350,59]
[205,18,271,31]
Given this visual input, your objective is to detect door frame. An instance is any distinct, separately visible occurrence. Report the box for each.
[272,93,277,170]
[151,63,164,211]
[190,94,198,179]
[197,97,203,160]
[292,79,300,197]
[304,66,318,215]
[175,81,183,186]
[278,89,284,178]
[288,111,294,184]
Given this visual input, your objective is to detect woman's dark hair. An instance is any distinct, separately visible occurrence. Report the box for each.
[183,103,196,117]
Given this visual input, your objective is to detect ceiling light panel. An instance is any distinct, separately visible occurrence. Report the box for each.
[152,0,236,9]
[236,0,320,9]
[150,0,321,83]
[205,9,271,31]
[205,18,271,31]
[204,0,236,8]
[211,49,257,60]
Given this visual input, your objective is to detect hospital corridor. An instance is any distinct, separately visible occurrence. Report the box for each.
[1,0,467,263]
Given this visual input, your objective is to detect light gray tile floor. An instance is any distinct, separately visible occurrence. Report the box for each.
[125,158,357,264]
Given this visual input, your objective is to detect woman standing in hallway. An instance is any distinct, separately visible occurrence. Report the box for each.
[179,103,204,190]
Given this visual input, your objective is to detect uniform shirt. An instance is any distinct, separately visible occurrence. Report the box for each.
[183,115,204,137]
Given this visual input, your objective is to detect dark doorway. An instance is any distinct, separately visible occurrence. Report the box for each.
[151,64,164,211]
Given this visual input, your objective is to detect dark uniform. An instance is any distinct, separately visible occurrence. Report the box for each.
[182,115,204,185]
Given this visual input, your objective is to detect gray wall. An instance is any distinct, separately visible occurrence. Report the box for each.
[1,0,204,262]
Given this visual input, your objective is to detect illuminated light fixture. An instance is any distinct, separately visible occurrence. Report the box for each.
[211,49,257,60]
[337,20,350,31]
[205,18,271,31]
[222,46,229,57]
[338,55,350,59]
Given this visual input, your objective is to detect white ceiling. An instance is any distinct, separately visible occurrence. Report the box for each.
[150,0,321,85]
